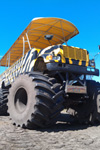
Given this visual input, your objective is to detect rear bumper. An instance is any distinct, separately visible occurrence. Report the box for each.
[46,63,99,76]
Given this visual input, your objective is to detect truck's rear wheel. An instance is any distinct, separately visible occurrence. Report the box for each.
[86,80,100,124]
[7,72,64,128]
[70,80,100,124]
[0,88,9,115]
[93,89,100,122]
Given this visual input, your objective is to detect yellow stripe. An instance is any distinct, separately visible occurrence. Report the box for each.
[58,48,66,63]
[69,58,73,64]
[78,60,82,66]
[54,60,59,63]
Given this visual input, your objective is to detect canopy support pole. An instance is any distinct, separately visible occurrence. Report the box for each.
[26,33,31,50]
[8,52,10,67]
[23,33,31,57]
[23,36,25,56]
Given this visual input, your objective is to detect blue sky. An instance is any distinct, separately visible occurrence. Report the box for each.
[0,0,100,81]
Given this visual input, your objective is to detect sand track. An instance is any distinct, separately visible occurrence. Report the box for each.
[0,113,100,150]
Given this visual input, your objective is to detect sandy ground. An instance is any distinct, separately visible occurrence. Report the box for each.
[0,113,100,150]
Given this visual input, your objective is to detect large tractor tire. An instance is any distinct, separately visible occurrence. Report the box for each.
[0,88,9,115]
[7,72,64,128]
[86,80,100,123]
[70,80,100,124]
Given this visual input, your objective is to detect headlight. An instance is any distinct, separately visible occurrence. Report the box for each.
[46,55,53,61]
[53,56,61,61]
[46,55,61,62]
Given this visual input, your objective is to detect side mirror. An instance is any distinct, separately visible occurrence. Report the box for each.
[44,35,53,46]
[44,35,53,41]
[98,45,100,50]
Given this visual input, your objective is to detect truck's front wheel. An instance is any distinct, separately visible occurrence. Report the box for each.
[7,72,64,128]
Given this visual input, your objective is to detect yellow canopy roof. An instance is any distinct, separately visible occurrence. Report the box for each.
[0,17,79,67]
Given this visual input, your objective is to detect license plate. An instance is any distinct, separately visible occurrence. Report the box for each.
[65,85,87,94]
